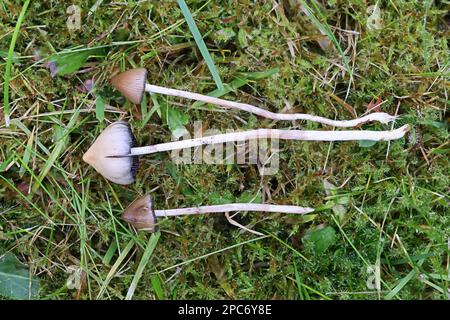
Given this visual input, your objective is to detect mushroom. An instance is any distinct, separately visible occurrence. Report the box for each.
[82,122,139,185]
[82,121,410,185]
[122,194,314,233]
[110,68,397,128]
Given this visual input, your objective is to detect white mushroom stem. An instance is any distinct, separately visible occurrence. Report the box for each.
[130,125,410,155]
[145,84,396,127]
[154,203,314,217]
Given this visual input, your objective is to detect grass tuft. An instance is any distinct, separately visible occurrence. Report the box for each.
[3,0,31,127]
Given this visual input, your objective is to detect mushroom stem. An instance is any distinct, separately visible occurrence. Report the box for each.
[111,68,397,127]
[121,194,315,233]
[154,203,314,217]
[145,84,395,127]
[130,125,410,156]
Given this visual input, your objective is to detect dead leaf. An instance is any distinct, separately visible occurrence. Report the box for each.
[367,96,383,113]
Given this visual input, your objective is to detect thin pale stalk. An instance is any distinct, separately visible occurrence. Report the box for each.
[145,83,395,127]
[130,125,410,155]
[154,203,314,217]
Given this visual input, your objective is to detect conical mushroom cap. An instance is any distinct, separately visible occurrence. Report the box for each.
[122,194,157,233]
[110,68,147,104]
[82,121,139,185]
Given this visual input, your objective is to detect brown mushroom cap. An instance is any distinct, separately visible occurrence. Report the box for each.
[82,121,139,185]
[122,194,157,232]
[110,68,148,104]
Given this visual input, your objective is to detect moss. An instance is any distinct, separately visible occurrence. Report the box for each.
[0,0,448,300]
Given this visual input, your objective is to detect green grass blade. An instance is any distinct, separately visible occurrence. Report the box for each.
[125,232,161,300]
[97,239,135,299]
[267,232,311,263]
[18,126,35,176]
[150,274,165,300]
[177,0,224,90]
[299,282,331,300]
[385,249,429,300]
[95,95,105,122]
[3,0,30,127]
[191,68,279,108]
[293,261,304,300]
[102,242,118,266]
[299,0,352,77]
[385,269,417,300]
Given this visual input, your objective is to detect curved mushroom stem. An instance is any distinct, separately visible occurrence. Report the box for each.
[154,203,314,217]
[145,83,396,127]
[130,125,410,155]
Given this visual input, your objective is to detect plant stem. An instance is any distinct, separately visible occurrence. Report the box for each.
[130,125,410,155]
[3,0,31,127]
[154,203,315,217]
[145,84,395,127]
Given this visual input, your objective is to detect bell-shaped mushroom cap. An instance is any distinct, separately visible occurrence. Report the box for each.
[82,121,139,185]
[110,68,147,104]
[122,194,157,233]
